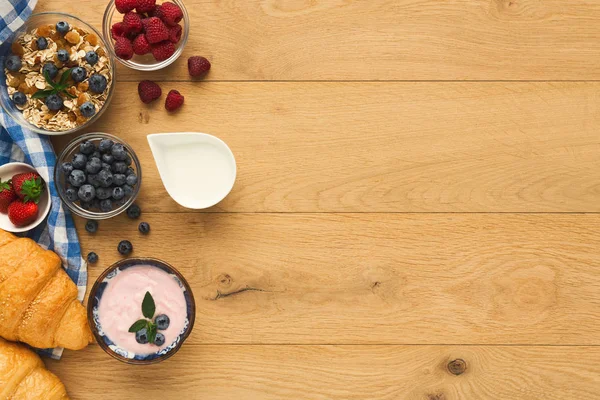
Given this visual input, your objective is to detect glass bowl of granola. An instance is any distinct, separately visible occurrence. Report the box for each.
[102,0,189,71]
[0,12,115,135]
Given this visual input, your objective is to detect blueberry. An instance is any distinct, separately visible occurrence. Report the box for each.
[80,201,93,210]
[87,251,98,264]
[86,157,102,174]
[57,49,70,63]
[112,186,125,200]
[114,198,127,207]
[4,55,22,72]
[118,240,133,255]
[79,140,96,155]
[78,184,96,202]
[45,94,63,111]
[124,154,132,166]
[112,173,126,186]
[95,186,112,200]
[61,162,73,176]
[99,139,114,153]
[111,161,127,174]
[122,184,134,197]
[85,51,99,66]
[101,162,111,171]
[87,174,100,187]
[12,91,27,106]
[126,174,138,186]
[97,169,113,188]
[42,62,58,80]
[72,153,87,169]
[154,333,166,346]
[56,21,70,34]
[126,204,141,219]
[79,101,96,118]
[125,167,135,176]
[68,169,86,187]
[65,187,78,202]
[111,143,127,161]
[91,151,101,159]
[135,328,148,344]
[85,220,98,233]
[88,73,107,93]
[99,199,112,212]
[102,153,114,164]
[71,67,87,83]
[155,314,169,330]
[36,37,48,50]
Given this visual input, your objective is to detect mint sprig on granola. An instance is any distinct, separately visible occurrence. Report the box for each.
[31,68,77,100]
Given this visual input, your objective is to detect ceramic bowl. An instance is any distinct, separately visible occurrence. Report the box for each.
[0,162,51,233]
[54,132,141,219]
[88,258,196,364]
[102,0,189,71]
[0,12,116,136]
[147,132,236,209]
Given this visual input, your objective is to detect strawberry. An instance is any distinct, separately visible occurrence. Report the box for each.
[188,56,211,77]
[132,34,151,55]
[0,179,16,213]
[136,0,156,13]
[8,200,38,227]
[156,2,183,26]
[12,172,43,203]
[165,89,184,111]
[114,36,134,60]
[111,22,128,39]
[151,41,175,61]
[123,12,143,34]
[115,0,138,14]
[168,24,182,43]
[144,17,169,44]
[138,80,162,103]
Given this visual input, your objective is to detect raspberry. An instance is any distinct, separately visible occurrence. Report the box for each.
[156,2,183,26]
[114,37,134,60]
[136,0,156,13]
[144,17,169,44]
[151,41,175,61]
[165,89,184,112]
[132,34,151,55]
[168,24,182,43]
[111,22,127,39]
[187,56,211,77]
[123,12,143,34]
[138,80,162,104]
[115,0,138,14]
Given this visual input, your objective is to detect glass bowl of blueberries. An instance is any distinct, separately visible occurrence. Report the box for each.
[55,132,141,219]
[0,12,116,135]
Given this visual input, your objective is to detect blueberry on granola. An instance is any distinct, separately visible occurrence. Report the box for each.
[85,51,99,66]
[71,67,87,83]
[4,55,22,72]
[36,37,48,50]
[57,49,70,63]
[79,101,96,118]
[88,73,107,94]
[56,21,70,34]
[42,62,58,79]
[12,91,27,106]
[45,94,63,111]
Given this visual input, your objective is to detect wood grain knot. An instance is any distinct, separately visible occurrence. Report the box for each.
[138,111,150,124]
[427,393,446,400]
[447,359,466,375]
[217,273,232,287]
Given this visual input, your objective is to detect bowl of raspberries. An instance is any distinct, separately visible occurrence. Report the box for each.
[55,132,142,219]
[103,0,188,70]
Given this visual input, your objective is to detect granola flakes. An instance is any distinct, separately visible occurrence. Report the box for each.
[4,23,112,132]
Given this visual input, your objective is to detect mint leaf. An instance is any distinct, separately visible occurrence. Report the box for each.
[43,70,58,89]
[147,322,157,344]
[31,89,54,99]
[142,291,155,319]
[128,319,147,333]
[59,68,72,85]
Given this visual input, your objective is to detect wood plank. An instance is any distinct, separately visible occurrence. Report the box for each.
[47,344,600,400]
[52,82,600,212]
[36,0,600,81]
[75,213,600,345]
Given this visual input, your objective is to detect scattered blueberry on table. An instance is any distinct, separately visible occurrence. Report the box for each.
[118,240,133,255]
[87,252,98,264]
[126,204,141,219]
[138,222,150,234]
[85,220,98,233]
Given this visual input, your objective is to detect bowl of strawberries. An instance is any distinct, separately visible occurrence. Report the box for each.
[0,163,50,233]
[103,0,188,70]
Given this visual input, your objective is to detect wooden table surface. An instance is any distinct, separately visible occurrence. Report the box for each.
[35,0,600,398]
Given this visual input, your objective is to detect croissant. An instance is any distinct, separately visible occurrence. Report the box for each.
[0,229,92,350]
[0,337,69,399]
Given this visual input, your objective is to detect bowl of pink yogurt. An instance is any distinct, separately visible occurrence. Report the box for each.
[88,258,195,364]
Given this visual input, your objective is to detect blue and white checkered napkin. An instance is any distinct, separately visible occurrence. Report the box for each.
[0,0,87,360]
